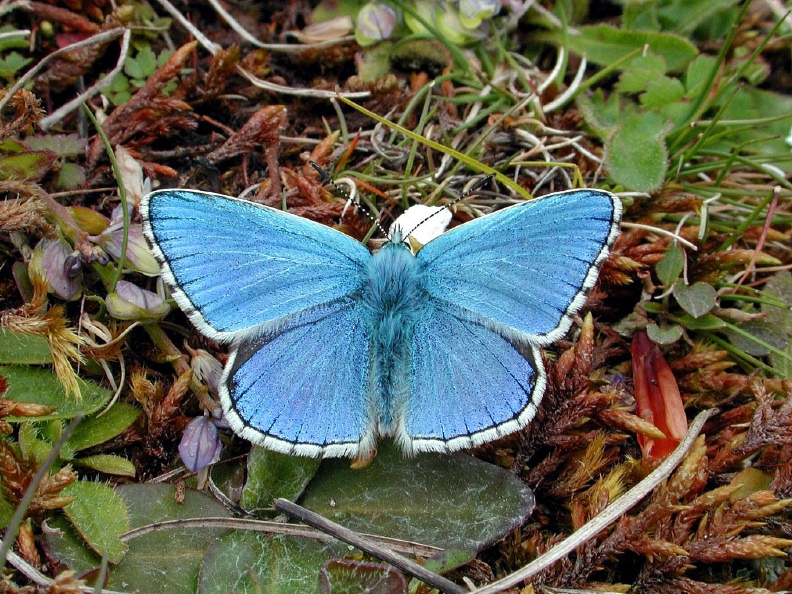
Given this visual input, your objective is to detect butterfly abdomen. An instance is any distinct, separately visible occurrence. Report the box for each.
[363,241,427,433]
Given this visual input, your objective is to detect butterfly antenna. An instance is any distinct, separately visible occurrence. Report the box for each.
[310,161,389,238]
[404,173,496,239]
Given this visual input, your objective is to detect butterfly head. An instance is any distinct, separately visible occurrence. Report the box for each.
[388,204,452,252]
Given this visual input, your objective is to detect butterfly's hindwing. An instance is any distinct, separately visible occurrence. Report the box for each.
[398,302,544,454]
[417,190,621,345]
[141,189,371,341]
[221,299,375,458]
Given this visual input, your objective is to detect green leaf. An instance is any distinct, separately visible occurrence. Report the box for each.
[0,490,14,528]
[646,322,683,345]
[723,320,788,357]
[673,280,717,318]
[76,454,136,477]
[716,86,792,173]
[0,330,52,364]
[301,442,535,557]
[0,151,56,181]
[559,25,698,71]
[199,531,344,594]
[676,312,726,330]
[18,422,53,466]
[618,54,668,93]
[63,481,129,563]
[320,559,407,594]
[45,484,232,592]
[65,402,141,453]
[56,162,86,190]
[655,242,685,287]
[1,365,113,421]
[576,89,623,135]
[240,446,320,512]
[640,76,686,110]
[25,134,86,157]
[762,271,792,375]
[606,111,669,192]
[0,51,32,78]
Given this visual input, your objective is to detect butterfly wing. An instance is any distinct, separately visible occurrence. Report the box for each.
[141,189,371,342]
[222,299,375,458]
[397,302,544,454]
[416,189,621,345]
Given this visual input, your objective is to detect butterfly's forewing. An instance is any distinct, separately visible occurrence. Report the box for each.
[397,302,544,454]
[222,299,375,458]
[141,190,371,342]
[416,190,621,346]
[143,190,376,457]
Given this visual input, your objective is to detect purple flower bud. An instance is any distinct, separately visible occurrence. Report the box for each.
[97,223,160,276]
[356,2,398,45]
[106,280,171,321]
[34,238,82,301]
[211,405,231,430]
[186,345,224,397]
[64,252,83,279]
[179,416,223,472]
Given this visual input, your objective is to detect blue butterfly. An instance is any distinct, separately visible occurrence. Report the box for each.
[141,186,621,458]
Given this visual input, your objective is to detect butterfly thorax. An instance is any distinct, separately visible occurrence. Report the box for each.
[362,238,427,432]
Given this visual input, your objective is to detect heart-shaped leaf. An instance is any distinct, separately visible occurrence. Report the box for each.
[673,279,717,318]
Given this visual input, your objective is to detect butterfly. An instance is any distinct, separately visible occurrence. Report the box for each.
[141,185,621,458]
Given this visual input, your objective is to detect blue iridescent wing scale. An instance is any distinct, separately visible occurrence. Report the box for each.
[221,299,375,458]
[141,189,371,342]
[398,303,544,454]
[416,189,621,346]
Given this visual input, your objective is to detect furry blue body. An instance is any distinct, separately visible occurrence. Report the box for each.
[141,188,622,458]
[362,235,425,433]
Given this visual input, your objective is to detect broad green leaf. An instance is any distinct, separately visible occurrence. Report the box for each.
[762,271,792,375]
[25,134,86,157]
[320,559,407,594]
[76,454,136,477]
[640,77,686,110]
[717,86,792,173]
[63,481,129,564]
[0,491,14,528]
[657,0,740,37]
[0,151,56,181]
[723,320,788,357]
[606,111,669,192]
[45,484,231,593]
[301,442,535,558]
[557,25,697,71]
[56,163,86,190]
[618,54,668,93]
[1,365,113,421]
[0,330,52,364]
[576,89,623,135]
[65,402,141,453]
[241,446,320,512]
[646,323,683,345]
[676,312,726,330]
[655,242,685,287]
[673,280,717,318]
[199,531,344,594]
[18,422,53,466]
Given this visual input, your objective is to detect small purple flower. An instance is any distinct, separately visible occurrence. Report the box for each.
[106,280,171,321]
[34,238,82,301]
[179,416,223,472]
[356,2,398,45]
[186,346,223,397]
[95,206,160,276]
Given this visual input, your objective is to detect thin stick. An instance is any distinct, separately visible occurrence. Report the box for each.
[274,498,468,594]
[470,409,717,593]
